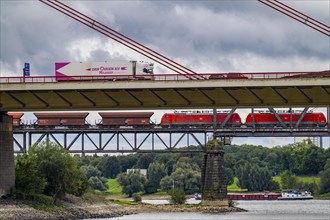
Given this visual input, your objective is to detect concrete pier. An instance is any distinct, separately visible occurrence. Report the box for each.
[201,139,227,205]
[0,113,15,196]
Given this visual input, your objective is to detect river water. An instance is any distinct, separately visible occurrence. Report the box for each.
[88,199,330,220]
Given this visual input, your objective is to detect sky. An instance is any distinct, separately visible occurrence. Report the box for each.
[1,0,329,148]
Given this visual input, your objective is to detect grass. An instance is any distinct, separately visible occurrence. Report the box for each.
[227,177,248,192]
[315,192,330,200]
[272,175,321,189]
[227,176,321,193]
[296,176,320,184]
[106,178,124,196]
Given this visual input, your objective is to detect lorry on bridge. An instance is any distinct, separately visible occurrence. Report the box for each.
[55,61,154,81]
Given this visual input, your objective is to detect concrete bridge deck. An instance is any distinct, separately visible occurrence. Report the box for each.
[1,77,329,111]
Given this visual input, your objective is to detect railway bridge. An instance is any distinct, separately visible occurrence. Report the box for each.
[1,75,330,202]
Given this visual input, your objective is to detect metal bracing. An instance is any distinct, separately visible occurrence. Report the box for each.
[269,108,287,128]
[13,125,330,154]
[13,129,209,154]
[220,108,237,128]
[295,107,309,128]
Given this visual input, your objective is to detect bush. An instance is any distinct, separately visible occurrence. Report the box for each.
[228,199,236,207]
[132,192,142,202]
[168,188,186,204]
[88,176,108,191]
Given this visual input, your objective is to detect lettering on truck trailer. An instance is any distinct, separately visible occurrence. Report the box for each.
[89,66,128,74]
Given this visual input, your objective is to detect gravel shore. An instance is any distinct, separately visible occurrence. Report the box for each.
[0,196,138,220]
[0,195,245,220]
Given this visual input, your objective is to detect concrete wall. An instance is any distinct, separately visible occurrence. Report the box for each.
[0,113,15,196]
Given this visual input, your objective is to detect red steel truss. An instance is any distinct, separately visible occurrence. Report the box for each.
[39,0,205,79]
[258,0,330,37]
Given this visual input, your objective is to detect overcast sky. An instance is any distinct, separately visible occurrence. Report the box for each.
[1,0,329,148]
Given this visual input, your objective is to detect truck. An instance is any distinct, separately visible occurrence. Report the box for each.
[55,61,154,81]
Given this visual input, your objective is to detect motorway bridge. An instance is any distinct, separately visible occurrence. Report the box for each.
[1,74,330,200]
[1,73,329,111]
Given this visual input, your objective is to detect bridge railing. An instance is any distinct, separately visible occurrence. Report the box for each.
[1,71,329,84]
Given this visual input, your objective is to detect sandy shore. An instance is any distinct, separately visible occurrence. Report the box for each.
[0,195,245,220]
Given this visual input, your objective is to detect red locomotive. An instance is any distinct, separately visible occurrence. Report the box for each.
[160,110,242,128]
[246,111,327,127]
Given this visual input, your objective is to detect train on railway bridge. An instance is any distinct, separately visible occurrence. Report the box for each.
[8,110,327,129]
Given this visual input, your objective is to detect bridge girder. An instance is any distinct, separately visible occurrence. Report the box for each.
[1,78,330,111]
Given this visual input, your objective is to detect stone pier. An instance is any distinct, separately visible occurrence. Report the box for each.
[201,139,227,206]
[0,113,15,196]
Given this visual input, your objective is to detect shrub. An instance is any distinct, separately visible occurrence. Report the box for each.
[168,188,186,204]
[132,192,142,202]
[228,199,236,207]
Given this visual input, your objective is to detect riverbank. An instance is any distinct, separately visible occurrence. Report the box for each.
[0,194,245,220]
[0,195,138,220]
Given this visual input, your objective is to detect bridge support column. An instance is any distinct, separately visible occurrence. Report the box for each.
[0,113,15,197]
[201,139,227,206]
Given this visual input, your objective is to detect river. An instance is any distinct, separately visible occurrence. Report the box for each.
[86,199,330,220]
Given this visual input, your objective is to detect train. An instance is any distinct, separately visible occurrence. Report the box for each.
[8,110,327,129]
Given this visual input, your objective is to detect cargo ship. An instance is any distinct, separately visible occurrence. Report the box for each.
[277,191,313,200]
[228,192,281,200]
[195,192,281,200]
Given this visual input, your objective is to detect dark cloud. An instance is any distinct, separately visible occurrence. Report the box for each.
[1,0,329,76]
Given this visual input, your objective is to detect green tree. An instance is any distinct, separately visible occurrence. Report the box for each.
[319,159,330,194]
[88,176,108,191]
[102,156,121,178]
[160,175,174,192]
[81,165,102,179]
[81,165,108,191]
[118,154,139,172]
[137,154,154,169]
[145,162,167,194]
[280,170,298,190]
[236,162,277,191]
[226,168,234,185]
[117,170,147,197]
[16,140,88,201]
[15,154,47,199]
[161,162,201,194]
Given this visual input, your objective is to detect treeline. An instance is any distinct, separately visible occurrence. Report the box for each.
[77,139,330,195]
[14,139,330,202]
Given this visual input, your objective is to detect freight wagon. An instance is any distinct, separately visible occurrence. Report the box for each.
[55,61,154,81]
[34,112,89,127]
[98,112,154,128]
[8,112,24,126]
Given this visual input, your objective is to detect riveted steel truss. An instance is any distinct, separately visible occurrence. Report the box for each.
[13,129,210,154]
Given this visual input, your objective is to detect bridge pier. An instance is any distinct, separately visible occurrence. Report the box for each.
[0,113,15,196]
[201,139,227,206]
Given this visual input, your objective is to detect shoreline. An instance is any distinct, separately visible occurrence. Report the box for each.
[0,195,245,220]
